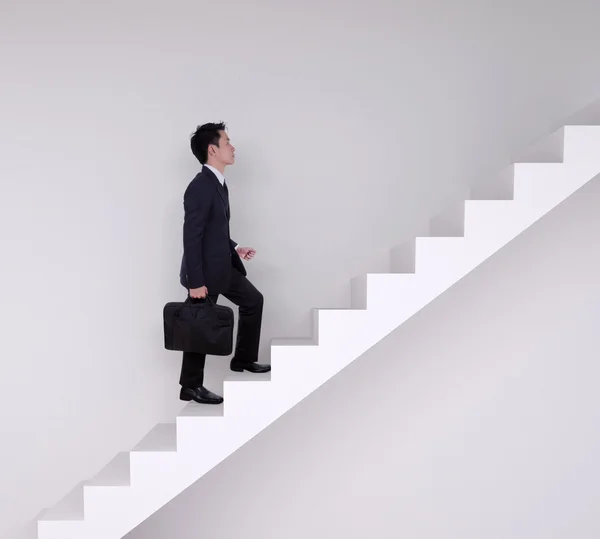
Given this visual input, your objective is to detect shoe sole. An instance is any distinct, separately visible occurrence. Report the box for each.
[230,365,271,373]
[180,395,223,405]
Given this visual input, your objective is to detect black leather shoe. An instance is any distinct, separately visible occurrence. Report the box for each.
[180,386,224,404]
[230,361,271,373]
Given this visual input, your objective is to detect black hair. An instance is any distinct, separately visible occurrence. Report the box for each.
[190,122,227,164]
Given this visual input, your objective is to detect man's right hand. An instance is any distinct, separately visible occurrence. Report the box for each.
[190,286,208,299]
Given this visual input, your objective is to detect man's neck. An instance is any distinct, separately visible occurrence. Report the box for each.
[205,160,225,175]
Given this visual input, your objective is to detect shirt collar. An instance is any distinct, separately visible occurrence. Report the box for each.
[204,164,225,185]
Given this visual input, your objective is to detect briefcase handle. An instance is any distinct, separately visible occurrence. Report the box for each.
[173,295,217,319]
[185,295,215,305]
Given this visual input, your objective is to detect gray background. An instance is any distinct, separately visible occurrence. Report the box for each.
[2,0,600,537]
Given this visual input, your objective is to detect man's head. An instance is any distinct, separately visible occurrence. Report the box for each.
[190,122,235,169]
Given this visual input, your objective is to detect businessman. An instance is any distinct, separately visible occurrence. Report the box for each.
[179,122,270,405]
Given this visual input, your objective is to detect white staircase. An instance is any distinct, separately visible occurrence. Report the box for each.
[36,124,600,538]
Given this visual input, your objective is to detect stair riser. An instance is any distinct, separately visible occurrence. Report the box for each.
[415,238,494,280]
[464,201,537,244]
[82,485,172,539]
[175,417,268,463]
[270,346,322,383]
[513,163,599,208]
[316,309,371,350]
[364,274,430,315]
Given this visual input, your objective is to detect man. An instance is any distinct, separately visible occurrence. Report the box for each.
[179,122,270,405]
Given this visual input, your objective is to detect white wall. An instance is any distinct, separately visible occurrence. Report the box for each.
[127,173,600,539]
[2,0,600,536]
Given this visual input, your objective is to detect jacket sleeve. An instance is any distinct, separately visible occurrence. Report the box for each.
[183,180,212,289]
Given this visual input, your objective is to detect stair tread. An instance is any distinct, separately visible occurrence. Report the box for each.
[271,337,317,346]
[415,235,465,243]
[226,371,271,382]
[178,402,224,417]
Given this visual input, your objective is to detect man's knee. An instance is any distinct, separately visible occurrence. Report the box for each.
[241,289,263,315]
[251,290,264,311]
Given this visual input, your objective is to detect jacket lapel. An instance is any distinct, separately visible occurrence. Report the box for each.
[202,167,230,219]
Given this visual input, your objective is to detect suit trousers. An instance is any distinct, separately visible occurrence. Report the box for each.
[179,266,264,388]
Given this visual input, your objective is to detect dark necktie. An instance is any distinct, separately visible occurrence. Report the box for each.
[223,180,230,216]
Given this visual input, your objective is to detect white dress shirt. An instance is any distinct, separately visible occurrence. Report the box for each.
[203,164,225,186]
[203,164,239,251]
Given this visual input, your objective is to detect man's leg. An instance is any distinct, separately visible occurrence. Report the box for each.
[178,294,223,404]
[179,350,206,387]
[222,268,270,373]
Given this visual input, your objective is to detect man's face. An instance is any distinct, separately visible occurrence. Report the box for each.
[210,130,235,166]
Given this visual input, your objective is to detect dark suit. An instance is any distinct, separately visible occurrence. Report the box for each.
[179,166,264,388]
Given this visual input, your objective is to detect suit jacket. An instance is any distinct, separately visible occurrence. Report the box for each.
[179,167,246,293]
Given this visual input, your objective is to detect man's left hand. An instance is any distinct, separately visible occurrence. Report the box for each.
[236,246,256,260]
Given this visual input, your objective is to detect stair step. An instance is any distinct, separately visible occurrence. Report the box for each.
[87,451,130,486]
[178,401,225,417]
[83,485,168,536]
[362,272,419,312]
[513,162,594,211]
[464,199,535,245]
[83,484,135,525]
[270,337,317,347]
[415,236,468,276]
[176,402,232,455]
[129,449,179,489]
[316,308,370,349]
[127,423,179,489]
[415,236,496,295]
[226,371,271,383]
[174,386,277,478]
[224,376,277,418]
[270,342,325,386]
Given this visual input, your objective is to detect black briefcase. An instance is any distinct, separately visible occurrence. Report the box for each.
[163,297,234,355]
